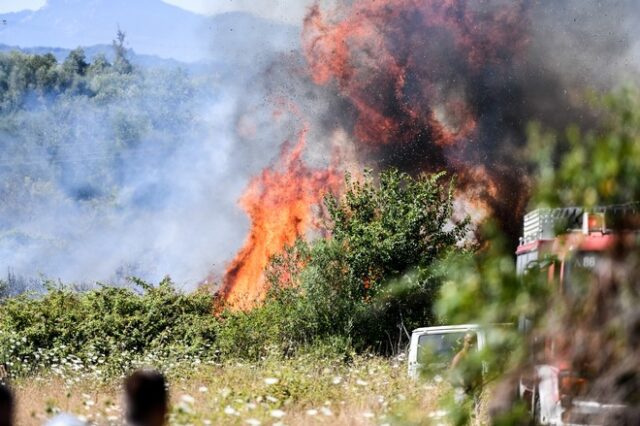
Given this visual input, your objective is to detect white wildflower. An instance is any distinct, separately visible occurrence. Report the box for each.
[320,407,333,416]
[264,377,279,385]
[270,409,286,418]
[180,395,195,404]
[428,410,448,419]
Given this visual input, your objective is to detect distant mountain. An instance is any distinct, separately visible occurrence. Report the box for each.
[0,0,206,61]
[0,0,299,63]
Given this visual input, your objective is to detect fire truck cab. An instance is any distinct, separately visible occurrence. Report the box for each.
[516,207,629,425]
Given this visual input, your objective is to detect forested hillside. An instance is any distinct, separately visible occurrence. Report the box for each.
[0,39,223,290]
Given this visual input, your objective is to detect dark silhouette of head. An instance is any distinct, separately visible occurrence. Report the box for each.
[0,383,14,426]
[124,369,168,426]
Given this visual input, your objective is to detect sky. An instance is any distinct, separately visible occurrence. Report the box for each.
[0,0,312,24]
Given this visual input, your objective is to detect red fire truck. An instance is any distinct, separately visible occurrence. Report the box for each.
[516,207,633,425]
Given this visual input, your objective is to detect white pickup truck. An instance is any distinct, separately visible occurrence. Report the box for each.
[408,324,486,380]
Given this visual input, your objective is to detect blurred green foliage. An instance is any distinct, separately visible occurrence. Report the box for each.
[531,87,640,208]
[436,87,640,424]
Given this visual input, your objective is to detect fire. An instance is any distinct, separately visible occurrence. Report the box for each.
[220,130,341,310]
[302,0,527,148]
[453,165,500,224]
[218,0,533,309]
[301,0,531,238]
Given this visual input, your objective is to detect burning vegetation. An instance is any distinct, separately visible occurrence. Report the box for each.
[219,0,638,309]
[221,0,530,308]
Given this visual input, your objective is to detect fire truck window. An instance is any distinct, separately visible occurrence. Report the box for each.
[563,251,599,300]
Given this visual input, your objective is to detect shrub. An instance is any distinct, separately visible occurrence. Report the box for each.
[250,169,469,355]
[0,277,218,376]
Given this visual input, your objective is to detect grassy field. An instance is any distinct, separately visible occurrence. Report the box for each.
[9,354,474,426]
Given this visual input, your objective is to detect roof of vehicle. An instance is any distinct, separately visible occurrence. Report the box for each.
[411,324,481,334]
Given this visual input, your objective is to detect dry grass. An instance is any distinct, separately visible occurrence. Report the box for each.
[13,377,119,425]
[10,355,462,426]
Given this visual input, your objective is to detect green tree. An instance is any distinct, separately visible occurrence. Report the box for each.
[325,169,467,293]
[0,280,8,301]
[264,169,469,353]
[31,53,59,91]
[62,48,89,77]
[88,53,111,76]
[113,28,133,74]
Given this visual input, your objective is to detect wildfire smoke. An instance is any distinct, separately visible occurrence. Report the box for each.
[218,0,639,309]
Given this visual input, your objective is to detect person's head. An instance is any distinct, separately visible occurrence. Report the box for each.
[0,383,14,426]
[463,333,477,349]
[124,369,168,426]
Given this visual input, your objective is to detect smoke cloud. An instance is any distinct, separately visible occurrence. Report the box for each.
[295,0,640,240]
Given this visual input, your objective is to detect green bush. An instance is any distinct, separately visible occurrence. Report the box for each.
[0,277,218,376]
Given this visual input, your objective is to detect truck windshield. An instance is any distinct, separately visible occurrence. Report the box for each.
[417,331,477,371]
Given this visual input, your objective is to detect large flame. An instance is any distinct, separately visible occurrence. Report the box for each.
[220,130,341,310]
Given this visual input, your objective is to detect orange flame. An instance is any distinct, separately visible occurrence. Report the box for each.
[220,130,341,310]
